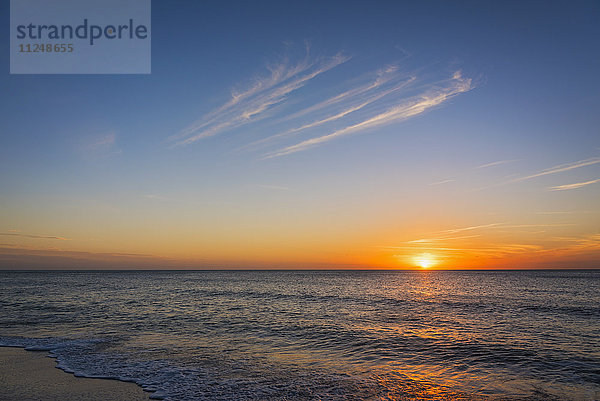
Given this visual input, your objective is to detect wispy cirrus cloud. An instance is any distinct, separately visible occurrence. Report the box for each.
[88,132,116,150]
[477,159,518,169]
[438,222,505,234]
[406,234,481,244]
[549,178,600,191]
[242,73,416,151]
[512,157,600,183]
[402,222,573,244]
[263,72,473,158]
[79,132,121,158]
[387,243,545,257]
[472,156,600,192]
[280,65,402,123]
[429,179,455,186]
[171,46,474,158]
[171,50,351,146]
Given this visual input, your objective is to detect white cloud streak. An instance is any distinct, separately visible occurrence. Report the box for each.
[243,75,416,150]
[88,132,116,150]
[170,47,474,159]
[280,65,402,122]
[80,132,121,157]
[263,73,473,158]
[429,179,455,186]
[549,178,600,191]
[477,159,518,169]
[438,222,505,234]
[513,157,600,182]
[171,52,350,146]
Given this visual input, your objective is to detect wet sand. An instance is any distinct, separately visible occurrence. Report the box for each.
[0,347,150,401]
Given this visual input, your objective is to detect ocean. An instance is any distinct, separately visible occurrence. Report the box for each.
[0,270,598,400]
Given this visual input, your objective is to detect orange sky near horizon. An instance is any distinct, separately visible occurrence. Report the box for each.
[2,199,599,269]
[2,3,600,270]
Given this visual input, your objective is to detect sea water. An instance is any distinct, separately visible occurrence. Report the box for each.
[0,270,598,400]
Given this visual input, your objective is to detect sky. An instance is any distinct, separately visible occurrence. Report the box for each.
[1,0,599,269]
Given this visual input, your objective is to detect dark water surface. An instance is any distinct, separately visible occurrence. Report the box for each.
[0,270,598,400]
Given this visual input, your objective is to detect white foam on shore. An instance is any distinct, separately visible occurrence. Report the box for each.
[0,335,367,400]
[0,338,167,400]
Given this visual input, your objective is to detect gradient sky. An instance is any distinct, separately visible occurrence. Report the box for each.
[1,0,599,269]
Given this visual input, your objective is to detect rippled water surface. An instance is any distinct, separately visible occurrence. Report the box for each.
[1,270,599,400]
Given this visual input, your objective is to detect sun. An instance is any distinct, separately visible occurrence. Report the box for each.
[413,253,436,269]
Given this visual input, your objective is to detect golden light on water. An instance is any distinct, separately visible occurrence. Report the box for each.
[413,253,437,269]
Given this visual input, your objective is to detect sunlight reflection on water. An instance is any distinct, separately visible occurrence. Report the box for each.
[1,270,599,400]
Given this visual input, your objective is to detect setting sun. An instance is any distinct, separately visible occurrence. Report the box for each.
[414,253,437,269]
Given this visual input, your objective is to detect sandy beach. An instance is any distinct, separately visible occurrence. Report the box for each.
[0,347,150,401]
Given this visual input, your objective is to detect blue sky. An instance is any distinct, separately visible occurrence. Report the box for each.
[1,0,599,269]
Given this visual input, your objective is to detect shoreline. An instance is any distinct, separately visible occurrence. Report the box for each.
[0,347,150,401]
